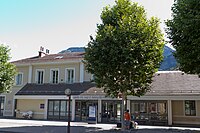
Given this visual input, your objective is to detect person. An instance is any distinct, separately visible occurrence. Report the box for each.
[124,109,131,129]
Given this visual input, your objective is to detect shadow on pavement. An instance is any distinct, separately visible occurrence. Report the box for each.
[0,125,102,133]
[92,128,200,133]
[0,126,200,133]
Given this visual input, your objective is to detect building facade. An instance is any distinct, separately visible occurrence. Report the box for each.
[1,50,200,126]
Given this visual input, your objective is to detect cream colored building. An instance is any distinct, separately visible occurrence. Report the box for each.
[1,50,200,126]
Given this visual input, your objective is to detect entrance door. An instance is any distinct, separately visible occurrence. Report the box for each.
[102,101,121,123]
[47,100,71,120]
[0,96,5,116]
[75,100,98,122]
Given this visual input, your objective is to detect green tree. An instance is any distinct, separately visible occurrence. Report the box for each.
[166,0,200,75]
[0,44,16,93]
[85,0,164,97]
[85,0,164,127]
[84,0,164,127]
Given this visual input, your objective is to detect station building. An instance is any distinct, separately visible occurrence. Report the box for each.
[1,49,200,126]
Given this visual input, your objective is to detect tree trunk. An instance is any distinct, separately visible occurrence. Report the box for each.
[121,92,125,129]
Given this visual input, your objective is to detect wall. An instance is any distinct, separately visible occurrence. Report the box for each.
[16,66,29,86]
[172,100,200,125]
[16,99,45,119]
[32,63,80,83]
[2,66,29,116]
[84,71,92,82]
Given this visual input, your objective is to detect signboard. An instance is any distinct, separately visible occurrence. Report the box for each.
[88,106,97,124]
[89,106,96,117]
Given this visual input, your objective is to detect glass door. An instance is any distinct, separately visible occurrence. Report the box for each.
[48,100,54,119]
[53,101,60,120]
[47,100,70,120]
[60,101,67,120]
[102,101,121,123]
[75,100,98,122]
[81,101,87,121]
[75,101,81,121]
[0,96,5,116]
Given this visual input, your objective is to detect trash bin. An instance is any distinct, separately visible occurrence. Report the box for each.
[117,122,121,128]
[130,121,133,129]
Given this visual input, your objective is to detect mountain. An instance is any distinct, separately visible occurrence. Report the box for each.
[159,45,177,71]
[60,46,177,71]
[59,47,85,53]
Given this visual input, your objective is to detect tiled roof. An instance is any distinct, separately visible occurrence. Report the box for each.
[15,82,105,96]
[15,72,200,97]
[11,52,85,64]
[148,71,200,96]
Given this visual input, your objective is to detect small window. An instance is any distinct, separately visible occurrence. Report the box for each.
[40,104,45,109]
[16,73,23,85]
[185,100,196,116]
[66,68,75,83]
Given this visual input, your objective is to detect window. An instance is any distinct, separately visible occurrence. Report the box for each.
[16,73,23,85]
[132,102,147,113]
[36,70,44,84]
[130,101,168,121]
[50,69,59,84]
[40,104,45,109]
[66,68,75,83]
[185,100,196,116]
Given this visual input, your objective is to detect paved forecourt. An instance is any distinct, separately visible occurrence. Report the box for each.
[0,119,200,133]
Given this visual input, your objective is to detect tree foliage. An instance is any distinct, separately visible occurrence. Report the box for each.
[0,44,16,93]
[166,0,200,74]
[84,0,164,97]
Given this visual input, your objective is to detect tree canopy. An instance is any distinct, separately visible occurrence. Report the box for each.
[166,0,200,75]
[0,44,16,93]
[84,0,164,97]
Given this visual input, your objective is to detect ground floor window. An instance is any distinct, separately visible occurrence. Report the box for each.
[47,100,71,120]
[0,96,5,116]
[185,100,196,116]
[130,101,167,124]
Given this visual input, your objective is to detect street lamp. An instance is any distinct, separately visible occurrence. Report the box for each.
[65,89,71,133]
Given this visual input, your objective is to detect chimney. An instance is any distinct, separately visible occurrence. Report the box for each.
[38,46,49,57]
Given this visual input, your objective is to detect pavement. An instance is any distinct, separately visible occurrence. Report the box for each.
[0,118,200,133]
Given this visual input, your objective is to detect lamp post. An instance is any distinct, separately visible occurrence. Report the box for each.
[65,89,71,133]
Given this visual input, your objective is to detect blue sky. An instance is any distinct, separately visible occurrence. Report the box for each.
[0,0,174,61]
